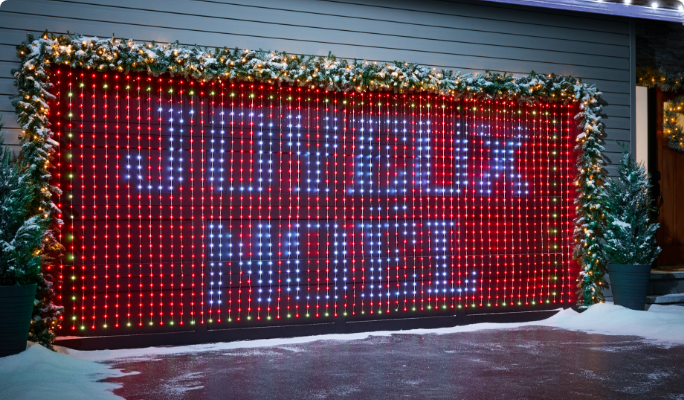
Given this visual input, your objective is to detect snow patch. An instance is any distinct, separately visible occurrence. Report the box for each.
[532,303,684,347]
[158,371,204,396]
[613,220,631,229]
[277,346,307,353]
[222,349,284,357]
[579,369,605,381]
[0,343,129,400]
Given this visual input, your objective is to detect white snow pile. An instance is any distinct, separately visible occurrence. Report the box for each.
[534,303,684,345]
[0,343,127,400]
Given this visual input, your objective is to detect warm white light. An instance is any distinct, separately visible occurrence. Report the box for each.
[651,2,658,8]
[624,0,631,4]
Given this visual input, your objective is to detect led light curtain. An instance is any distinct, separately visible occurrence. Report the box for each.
[50,68,576,333]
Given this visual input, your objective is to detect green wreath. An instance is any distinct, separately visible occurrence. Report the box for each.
[663,95,684,152]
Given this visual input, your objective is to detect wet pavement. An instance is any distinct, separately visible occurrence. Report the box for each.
[105,326,684,399]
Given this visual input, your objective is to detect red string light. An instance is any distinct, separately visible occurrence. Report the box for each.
[53,67,577,333]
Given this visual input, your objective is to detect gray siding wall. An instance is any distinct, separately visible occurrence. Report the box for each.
[0,0,633,172]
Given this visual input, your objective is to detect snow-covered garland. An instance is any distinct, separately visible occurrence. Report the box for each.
[637,68,684,152]
[11,32,608,344]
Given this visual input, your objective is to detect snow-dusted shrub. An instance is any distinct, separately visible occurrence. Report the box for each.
[0,116,45,286]
[602,150,661,265]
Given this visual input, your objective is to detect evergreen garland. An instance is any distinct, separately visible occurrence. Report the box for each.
[602,151,661,265]
[663,95,684,152]
[10,31,609,342]
[9,35,64,348]
[637,66,684,92]
[636,67,684,152]
[573,96,608,307]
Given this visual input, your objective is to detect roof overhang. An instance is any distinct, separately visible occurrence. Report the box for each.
[481,0,684,23]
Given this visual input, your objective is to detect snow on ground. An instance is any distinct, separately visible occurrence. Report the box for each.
[534,303,684,345]
[0,343,130,400]
[1,303,682,400]
[65,303,684,363]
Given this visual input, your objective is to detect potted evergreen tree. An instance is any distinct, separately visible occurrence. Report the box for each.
[602,150,661,311]
[0,117,45,357]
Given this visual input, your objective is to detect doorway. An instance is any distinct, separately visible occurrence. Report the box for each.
[653,89,684,266]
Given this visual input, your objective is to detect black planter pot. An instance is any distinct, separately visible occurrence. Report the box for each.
[0,284,36,357]
[606,264,651,311]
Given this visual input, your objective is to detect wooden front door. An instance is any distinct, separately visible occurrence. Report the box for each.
[655,89,684,266]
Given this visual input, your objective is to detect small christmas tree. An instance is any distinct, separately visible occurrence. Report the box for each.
[602,150,661,265]
[0,117,45,284]
[0,117,57,349]
[0,140,44,286]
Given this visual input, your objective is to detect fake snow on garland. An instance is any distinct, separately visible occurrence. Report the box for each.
[10,32,608,344]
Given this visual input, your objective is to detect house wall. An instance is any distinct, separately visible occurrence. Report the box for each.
[0,0,634,174]
[636,18,684,73]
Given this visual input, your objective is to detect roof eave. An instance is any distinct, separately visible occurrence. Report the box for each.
[481,0,683,23]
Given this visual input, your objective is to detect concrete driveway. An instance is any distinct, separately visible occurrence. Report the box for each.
[105,326,684,399]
